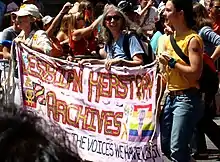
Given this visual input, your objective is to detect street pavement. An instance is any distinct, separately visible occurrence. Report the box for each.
[163,117,220,162]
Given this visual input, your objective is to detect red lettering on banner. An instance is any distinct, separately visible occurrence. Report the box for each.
[27,55,40,78]
[54,69,70,89]
[85,107,97,132]
[88,72,133,103]
[136,71,154,100]
[69,69,83,93]
[66,104,81,128]
[39,62,56,84]
[88,71,154,103]
[46,91,123,137]
[104,111,114,135]
[114,112,123,136]
[26,55,84,92]
[46,91,67,124]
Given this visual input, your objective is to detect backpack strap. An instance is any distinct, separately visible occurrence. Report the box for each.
[123,32,155,65]
[170,35,190,65]
[123,33,132,60]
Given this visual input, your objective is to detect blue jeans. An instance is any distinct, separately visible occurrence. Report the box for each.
[160,92,204,162]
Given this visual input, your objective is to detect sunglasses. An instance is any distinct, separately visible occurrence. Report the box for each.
[105,15,122,22]
[214,6,220,10]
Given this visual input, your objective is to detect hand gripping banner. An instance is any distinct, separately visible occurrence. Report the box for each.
[16,43,163,162]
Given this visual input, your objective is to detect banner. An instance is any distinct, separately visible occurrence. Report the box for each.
[17,44,163,162]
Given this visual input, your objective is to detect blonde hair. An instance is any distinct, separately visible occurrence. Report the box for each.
[67,12,85,37]
[60,14,72,34]
[78,0,93,12]
[100,5,138,45]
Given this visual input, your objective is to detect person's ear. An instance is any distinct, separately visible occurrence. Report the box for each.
[179,10,184,17]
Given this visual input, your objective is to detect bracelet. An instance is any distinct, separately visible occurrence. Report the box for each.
[168,58,176,68]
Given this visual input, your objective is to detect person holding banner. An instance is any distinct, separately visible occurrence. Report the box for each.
[11,4,52,110]
[13,4,52,55]
[158,0,204,161]
[78,4,145,70]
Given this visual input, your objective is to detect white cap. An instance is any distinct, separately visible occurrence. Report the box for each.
[42,15,53,26]
[12,4,42,18]
[23,0,30,2]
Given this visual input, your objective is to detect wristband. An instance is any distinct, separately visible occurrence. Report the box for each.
[168,58,176,68]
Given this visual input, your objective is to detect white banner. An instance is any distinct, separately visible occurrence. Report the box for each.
[17,44,163,162]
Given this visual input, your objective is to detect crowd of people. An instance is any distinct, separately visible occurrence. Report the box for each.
[0,0,220,161]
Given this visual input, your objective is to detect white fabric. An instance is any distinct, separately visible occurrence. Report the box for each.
[17,43,163,162]
[42,15,53,26]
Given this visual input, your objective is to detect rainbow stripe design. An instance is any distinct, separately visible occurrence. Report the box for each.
[84,9,91,27]
[128,104,155,142]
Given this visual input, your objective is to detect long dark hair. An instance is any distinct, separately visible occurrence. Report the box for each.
[192,2,213,31]
[0,111,89,162]
[170,0,195,28]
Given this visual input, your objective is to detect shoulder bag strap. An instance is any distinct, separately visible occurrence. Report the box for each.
[170,34,190,65]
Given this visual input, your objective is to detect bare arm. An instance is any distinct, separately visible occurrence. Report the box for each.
[139,0,154,17]
[2,46,11,60]
[72,15,103,38]
[79,59,106,65]
[46,2,73,37]
[211,46,220,61]
[174,37,203,80]
[56,31,66,42]
[60,38,69,45]
[68,2,80,14]
[121,54,144,67]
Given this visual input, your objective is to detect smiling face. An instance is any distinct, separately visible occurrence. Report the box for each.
[104,10,123,33]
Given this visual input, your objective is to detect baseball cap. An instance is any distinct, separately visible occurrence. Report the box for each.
[23,0,31,2]
[42,15,53,26]
[12,4,42,18]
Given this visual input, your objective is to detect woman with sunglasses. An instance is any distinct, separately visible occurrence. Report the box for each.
[79,4,145,70]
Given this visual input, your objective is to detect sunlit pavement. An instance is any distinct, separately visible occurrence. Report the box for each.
[163,117,220,162]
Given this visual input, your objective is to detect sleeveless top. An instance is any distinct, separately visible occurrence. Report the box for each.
[164,30,203,91]
[69,32,97,56]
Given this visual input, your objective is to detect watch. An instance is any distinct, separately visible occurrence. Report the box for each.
[168,58,177,68]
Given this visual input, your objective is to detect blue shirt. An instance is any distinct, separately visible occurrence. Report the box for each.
[0,1,6,29]
[150,31,162,55]
[104,33,145,60]
[198,26,220,56]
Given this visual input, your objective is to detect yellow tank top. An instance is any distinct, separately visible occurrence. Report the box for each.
[164,30,203,91]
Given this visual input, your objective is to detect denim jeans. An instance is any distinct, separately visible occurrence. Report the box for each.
[160,92,204,162]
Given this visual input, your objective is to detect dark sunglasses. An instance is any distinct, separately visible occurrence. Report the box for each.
[214,6,220,10]
[105,15,122,22]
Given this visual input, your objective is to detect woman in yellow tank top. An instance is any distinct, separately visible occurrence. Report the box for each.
[158,0,205,161]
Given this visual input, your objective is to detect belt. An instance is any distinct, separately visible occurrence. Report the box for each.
[168,88,199,96]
